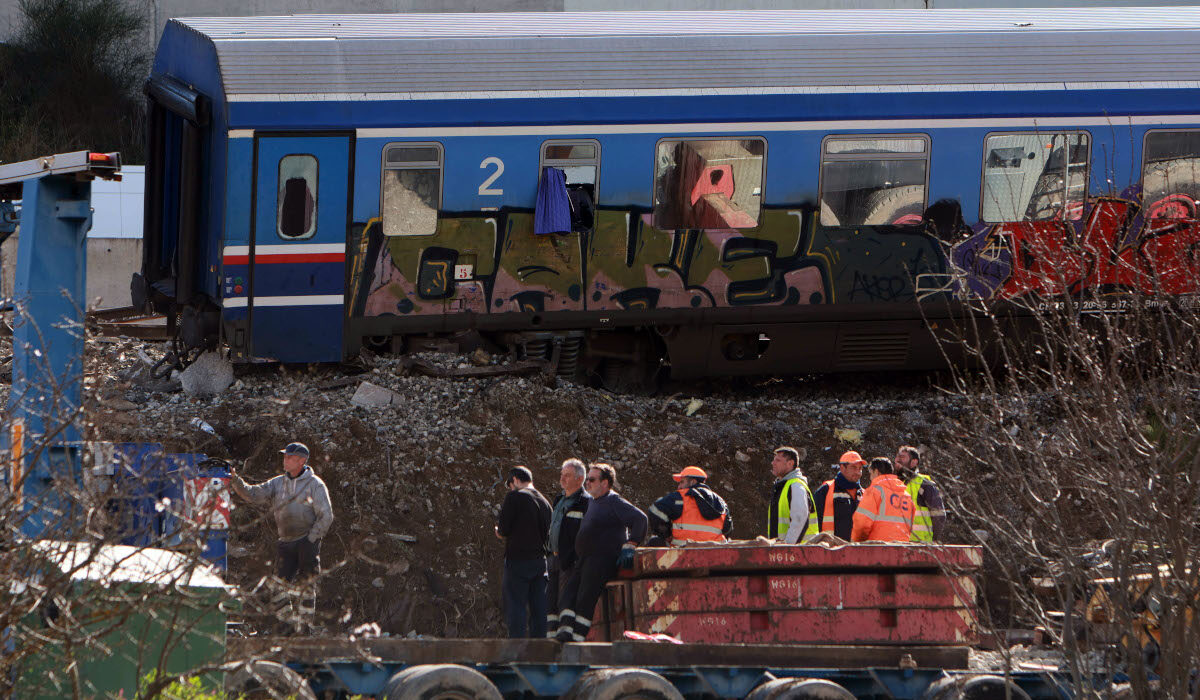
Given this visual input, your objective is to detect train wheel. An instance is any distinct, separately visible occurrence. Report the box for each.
[383,664,502,700]
[561,668,684,700]
[223,660,317,700]
[923,674,1032,700]
[747,678,855,700]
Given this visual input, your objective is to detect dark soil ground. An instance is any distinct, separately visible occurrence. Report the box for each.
[4,333,978,639]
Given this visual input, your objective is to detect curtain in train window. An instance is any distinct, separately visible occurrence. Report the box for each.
[277,154,317,239]
[653,138,765,230]
[819,136,928,227]
[981,132,1089,223]
[539,140,599,233]
[382,143,442,236]
[1142,131,1200,221]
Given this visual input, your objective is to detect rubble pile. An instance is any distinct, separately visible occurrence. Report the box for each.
[6,333,963,639]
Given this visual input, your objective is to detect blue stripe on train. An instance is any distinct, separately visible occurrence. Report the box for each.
[230,88,1200,130]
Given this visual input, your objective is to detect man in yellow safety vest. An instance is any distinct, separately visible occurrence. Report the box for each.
[767,447,818,544]
[895,445,945,542]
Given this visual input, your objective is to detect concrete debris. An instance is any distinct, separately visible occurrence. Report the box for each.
[351,381,403,409]
[685,398,703,416]
[179,350,234,395]
[735,450,751,463]
[469,348,492,366]
[834,428,863,445]
[349,622,383,640]
[105,397,139,411]
[402,355,548,379]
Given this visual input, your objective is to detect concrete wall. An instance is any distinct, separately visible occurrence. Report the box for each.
[2,235,141,310]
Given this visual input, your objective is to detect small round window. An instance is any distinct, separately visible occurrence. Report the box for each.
[277,154,318,239]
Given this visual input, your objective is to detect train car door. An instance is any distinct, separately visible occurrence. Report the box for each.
[249,135,351,362]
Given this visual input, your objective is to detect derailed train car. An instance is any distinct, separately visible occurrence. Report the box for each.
[134,9,1200,385]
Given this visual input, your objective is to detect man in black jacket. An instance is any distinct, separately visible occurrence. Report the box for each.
[555,463,647,642]
[495,465,552,638]
[546,458,590,636]
[647,466,732,545]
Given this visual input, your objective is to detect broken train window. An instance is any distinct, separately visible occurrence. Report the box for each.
[653,138,765,230]
[277,154,317,239]
[536,140,600,234]
[382,143,443,236]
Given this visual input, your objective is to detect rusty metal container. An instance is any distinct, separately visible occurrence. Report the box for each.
[625,543,983,579]
[628,572,977,613]
[590,543,984,647]
[636,608,979,645]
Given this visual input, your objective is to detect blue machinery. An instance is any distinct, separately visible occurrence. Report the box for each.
[0,151,227,567]
[1,151,118,538]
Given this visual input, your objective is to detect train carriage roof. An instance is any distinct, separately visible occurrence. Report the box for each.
[162,8,1200,101]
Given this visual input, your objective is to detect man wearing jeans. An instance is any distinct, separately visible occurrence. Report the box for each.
[230,441,333,632]
[495,465,552,638]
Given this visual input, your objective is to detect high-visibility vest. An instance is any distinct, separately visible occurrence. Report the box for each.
[773,477,818,541]
[905,473,936,543]
[852,474,914,542]
[670,489,727,545]
[820,479,856,537]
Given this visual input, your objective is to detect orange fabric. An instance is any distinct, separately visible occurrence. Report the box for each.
[820,479,838,533]
[852,474,914,543]
[672,488,727,543]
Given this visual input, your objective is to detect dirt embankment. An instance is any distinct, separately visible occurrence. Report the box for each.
[4,335,968,638]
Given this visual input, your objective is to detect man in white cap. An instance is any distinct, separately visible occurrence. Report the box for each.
[230,442,334,582]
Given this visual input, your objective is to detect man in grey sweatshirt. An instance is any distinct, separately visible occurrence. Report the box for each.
[230,442,334,581]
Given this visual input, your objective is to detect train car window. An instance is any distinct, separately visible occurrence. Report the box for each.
[382,142,443,236]
[981,132,1089,223]
[819,135,928,227]
[1142,130,1200,221]
[277,154,318,239]
[653,138,765,230]
[539,140,600,234]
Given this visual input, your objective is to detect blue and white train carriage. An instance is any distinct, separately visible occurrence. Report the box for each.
[135,9,1200,382]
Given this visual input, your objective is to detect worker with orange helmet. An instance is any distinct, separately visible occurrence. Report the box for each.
[852,457,915,543]
[812,451,865,540]
[647,466,732,546]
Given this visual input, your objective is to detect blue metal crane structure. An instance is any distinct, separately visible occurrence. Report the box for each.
[1,150,121,538]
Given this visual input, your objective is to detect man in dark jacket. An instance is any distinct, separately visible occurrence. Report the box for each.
[812,450,865,540]
[546,458,590,636]
[647,466,732,545]
[554,463,647,642]
[495,465,552,638]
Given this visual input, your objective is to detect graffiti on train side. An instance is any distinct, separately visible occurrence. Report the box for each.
[345,207,954,317]
[920,192,1200,301]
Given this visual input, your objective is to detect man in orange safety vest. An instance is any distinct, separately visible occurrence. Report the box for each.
[647,466,732,546]
[812,450,865,540]
[852,457,915,543]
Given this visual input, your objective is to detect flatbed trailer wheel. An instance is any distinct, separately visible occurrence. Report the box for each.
[747,677,855,699]
[223,660,317,700]
[923,674,1032,700]
[382,663,503,700]
[561,668,684,700]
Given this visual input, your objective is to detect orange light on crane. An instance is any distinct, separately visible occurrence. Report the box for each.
[88,152,119,166]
